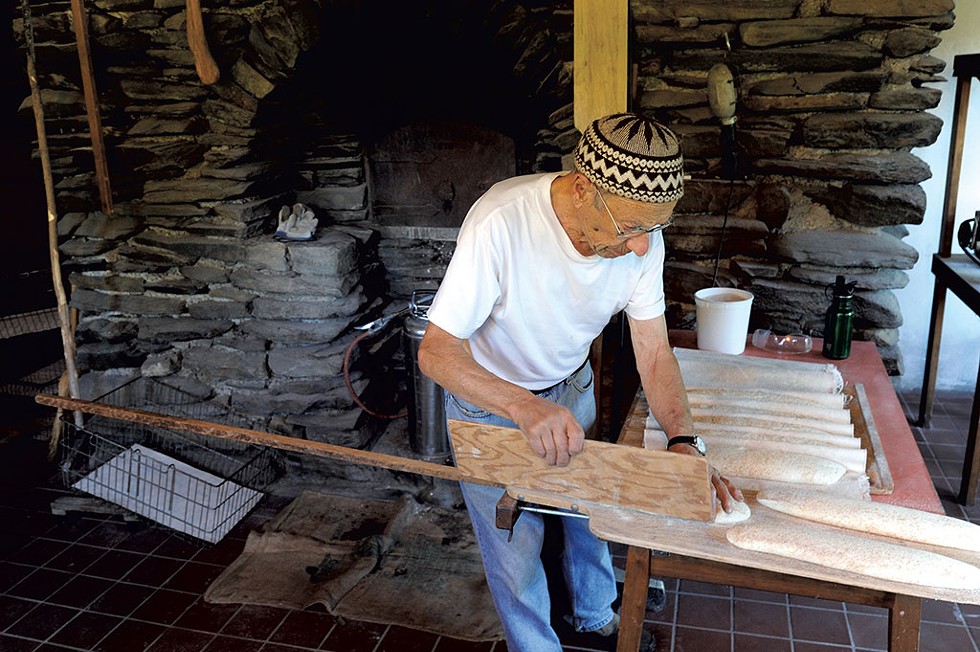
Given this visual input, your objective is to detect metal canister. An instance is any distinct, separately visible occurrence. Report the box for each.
[402,290,449,460]
[822,275,856,360]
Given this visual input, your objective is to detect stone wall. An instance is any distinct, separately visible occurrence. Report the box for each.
[65,213,392,439]
[13,0,955,452]
[628,0,954,372]
[15,0,574,482]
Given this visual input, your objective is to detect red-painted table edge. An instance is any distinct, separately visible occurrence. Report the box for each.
[668,330,943,515]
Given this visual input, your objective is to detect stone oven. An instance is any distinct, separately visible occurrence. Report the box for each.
[14,0,955,478]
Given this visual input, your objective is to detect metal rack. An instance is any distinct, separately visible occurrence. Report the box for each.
[59,377,282,543]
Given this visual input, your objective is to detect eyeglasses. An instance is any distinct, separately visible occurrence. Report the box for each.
[596,190,673,239]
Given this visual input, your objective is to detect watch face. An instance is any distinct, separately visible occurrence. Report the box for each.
[692,436,707,455]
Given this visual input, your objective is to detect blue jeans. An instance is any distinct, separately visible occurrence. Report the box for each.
[446,363,617,652]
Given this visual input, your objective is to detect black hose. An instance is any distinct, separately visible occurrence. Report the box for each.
[343,328,408,420]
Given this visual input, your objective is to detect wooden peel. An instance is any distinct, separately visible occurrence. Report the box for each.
[34,396,715,522]
[448,419,714,522]
[35,395,468,484]
[186,0,219,84]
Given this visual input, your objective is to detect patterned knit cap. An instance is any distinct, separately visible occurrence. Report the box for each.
[573,113,684,203]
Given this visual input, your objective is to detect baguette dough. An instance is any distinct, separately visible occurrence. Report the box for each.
[701,434,867,474]
[714,499,751,524]
[687,398,852,425]
[693,413,854,437]
[726,520,980,590]
[708,443,847,485]
[686,387,846,410]
[695,423,861,448]
[757,488,980,553]
[675,347,844,394]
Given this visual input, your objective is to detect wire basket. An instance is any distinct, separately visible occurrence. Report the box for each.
[59,377,283,543]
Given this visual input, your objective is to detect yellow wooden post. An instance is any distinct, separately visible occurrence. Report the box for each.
[574,0,629,132]
[575,0,629,438]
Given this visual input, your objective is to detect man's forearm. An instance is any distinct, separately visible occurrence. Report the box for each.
[629,315,695,439]
[629,315,744,509]
[417,323,534,424]
[419,322,587,466]
[639,346,694,439]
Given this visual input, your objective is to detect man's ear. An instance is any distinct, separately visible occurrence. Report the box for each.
[569,173,595,208]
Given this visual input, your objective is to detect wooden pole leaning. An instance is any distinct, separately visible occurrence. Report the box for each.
[21,0,84,441]
[69,0,113,215]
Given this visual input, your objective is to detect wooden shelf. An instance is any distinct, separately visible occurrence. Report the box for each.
[954,53,980,78]
[932,254,980,314]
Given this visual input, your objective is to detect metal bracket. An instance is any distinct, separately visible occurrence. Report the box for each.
[494,493,588,543]
[495,493,522,542]
[354,307,408,333]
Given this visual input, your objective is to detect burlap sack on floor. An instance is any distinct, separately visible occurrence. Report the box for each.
[204,490,503,642]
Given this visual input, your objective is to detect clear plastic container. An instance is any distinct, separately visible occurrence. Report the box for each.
[751,329,813,355]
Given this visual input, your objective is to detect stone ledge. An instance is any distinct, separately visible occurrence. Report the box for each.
[373,225,461,242]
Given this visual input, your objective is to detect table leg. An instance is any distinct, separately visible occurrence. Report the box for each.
[617,545,651,652]
[590,334,605,438]
[887,593,921,652]
[917,278,947,427]
[958,358,980,505]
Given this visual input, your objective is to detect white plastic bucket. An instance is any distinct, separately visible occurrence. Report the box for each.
[694,288,754,355]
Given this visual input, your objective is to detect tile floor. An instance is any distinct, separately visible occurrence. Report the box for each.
[0,388,978,652]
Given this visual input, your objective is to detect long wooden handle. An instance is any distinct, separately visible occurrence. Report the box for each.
[21,0,85,442]
[35,394,475,486]
[69,0,112,214]
[186,0,219,84]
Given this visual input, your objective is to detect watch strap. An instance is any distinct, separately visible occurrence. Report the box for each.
[666,435,706,455]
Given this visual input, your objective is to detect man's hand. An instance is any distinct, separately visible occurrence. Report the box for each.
[708,466,743,514]
[513,395,585,467]
[667,443,743,514]
[417,325,588,466]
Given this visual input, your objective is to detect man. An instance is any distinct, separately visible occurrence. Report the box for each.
[418,113,741,651]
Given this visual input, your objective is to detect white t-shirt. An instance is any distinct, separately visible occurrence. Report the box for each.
[427,172,666,391]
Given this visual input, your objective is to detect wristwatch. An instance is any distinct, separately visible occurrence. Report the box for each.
[667,435,707,456]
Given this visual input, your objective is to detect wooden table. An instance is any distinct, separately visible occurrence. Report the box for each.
[610,333,949,652]
[917,253,980,505]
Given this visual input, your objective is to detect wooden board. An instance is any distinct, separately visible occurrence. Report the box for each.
[848,383,894,494]
[617,392,648,449]
[588,494,980,606]
[573,0,629,132]
[447,419,713,522]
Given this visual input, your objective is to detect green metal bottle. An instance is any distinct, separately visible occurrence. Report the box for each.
[822,275,856,360]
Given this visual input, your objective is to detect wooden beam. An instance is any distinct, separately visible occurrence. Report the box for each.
[69,0,113,215]
[574,0,629,132]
